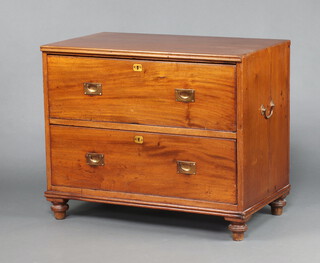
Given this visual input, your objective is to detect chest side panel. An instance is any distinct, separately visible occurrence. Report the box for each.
[238,42,290,209]
[239,49,271,209]
[269,43,290,192]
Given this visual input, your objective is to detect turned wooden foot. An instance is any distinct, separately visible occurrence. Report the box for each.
[269,197,287,215]
[228,222,248,241]
[50,199,69,220]
[225,216,250,241]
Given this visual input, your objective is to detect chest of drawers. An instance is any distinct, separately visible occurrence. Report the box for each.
[41,32,290,241]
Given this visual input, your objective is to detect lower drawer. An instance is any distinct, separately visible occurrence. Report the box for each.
[50,125,237,204]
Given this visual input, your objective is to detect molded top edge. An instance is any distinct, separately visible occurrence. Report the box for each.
[41,32,290,62]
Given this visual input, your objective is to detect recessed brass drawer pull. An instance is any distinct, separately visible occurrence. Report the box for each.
[175,89,195,103]
[177,160,196,175]
[85,153,105,166]
[260,100,275,119]
[84,83,102,95]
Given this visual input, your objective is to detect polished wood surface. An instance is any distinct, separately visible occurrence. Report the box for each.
[50,125,237,204]
[237,41,290,209]
[49,118,237,139]
[269,44,290,196]
[45,184,289,218]
[48,55,236,131]
[48,198,69,220]
[227,221,248,241]
[41,32,288,62]
[269,195,287,216]
[42,53,52,190]
[237,48,271,209]
[46,188,238,215]
[42,33,291,241]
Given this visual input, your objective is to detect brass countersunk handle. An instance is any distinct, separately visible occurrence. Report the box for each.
[260,100,275,119]
[177,161,196,175]
[175,89,195,103]
[84,83,102,95]
[86,153,105,166]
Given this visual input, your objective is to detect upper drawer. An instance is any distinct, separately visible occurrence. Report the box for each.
[47,56,236,131]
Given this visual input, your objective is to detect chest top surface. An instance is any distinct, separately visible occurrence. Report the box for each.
[41,32,289,62]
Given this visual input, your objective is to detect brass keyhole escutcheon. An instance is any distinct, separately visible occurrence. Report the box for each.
[134,135,144,144]
[133,64,142,72]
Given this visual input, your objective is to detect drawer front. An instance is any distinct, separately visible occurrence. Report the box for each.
[50,126,237,204]
[48,56,236,131]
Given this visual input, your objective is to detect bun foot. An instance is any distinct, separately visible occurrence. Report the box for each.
[271,207,283,216]
[225,216,250,241]
[228,222,248,241]
[269,197,287,216]
[50,199,69,220]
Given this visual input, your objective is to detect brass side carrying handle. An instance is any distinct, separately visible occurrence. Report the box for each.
[177,161,196,175]
[84,83,102,96]
[86,153,105,166]
[175,89,195,103]
[260,100,275,119]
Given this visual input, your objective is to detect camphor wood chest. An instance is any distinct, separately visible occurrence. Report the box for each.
[41,32,290,241]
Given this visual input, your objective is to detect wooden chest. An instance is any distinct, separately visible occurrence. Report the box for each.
[41,32,290,241]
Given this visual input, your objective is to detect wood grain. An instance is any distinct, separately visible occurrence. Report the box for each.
[47,55,236,131]
[41,32,289,62]
[237,49,271,209]
[269,43,290,193]
[50,125,237,204]
[45,189,240,217]
[49,118,237,139]
[42,53,52,190]
[237,42,290,209]
[48,185,238,212]
[242,185,290,216]
[45,184,290,219]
